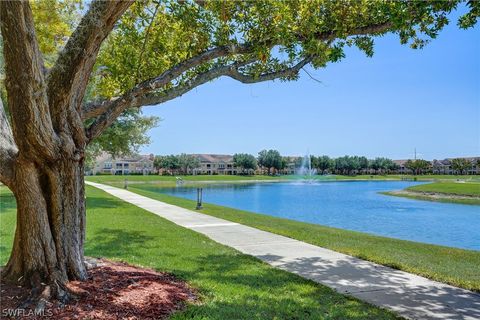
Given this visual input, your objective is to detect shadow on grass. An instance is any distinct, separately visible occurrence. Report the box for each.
[86,197,125,209]
[0,194,16,211]
[174,252,480,319]
[173,253,399,320]
[255,254,480,320]
[0,242,8,257]
[84,227,398,318]
[85,228,155,258]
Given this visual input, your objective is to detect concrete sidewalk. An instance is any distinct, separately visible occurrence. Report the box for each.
[86,181,480,320]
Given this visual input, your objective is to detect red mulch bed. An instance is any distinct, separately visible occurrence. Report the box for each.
[0,259,196,319]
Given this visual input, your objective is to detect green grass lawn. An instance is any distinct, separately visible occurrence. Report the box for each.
[406,182,480,196]
[85,174,479,186]
[123,184,480,292]
[330,174,479,181]
[86,174,284,183]
[0,185,398,319]
[382,182,480,205]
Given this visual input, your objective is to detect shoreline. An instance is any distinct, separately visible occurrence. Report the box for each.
[381,189,480,205]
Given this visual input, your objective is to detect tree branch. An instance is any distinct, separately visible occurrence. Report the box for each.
[81,43,253,120]
[307,21,393,42]
[46,0,133,146]
[108,21,393,101]
[142,57,311,105]
[122,43,253,100]
[226,58,311,83]
[83,20,393,140]
[135,0,161,83]
[86,57,311,140]
[0,99,18,188]
[0,0,60,161]
[82,20,393,121]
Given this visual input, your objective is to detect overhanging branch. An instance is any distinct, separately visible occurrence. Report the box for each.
[0,0,60,161]
[85,57,311,141]
[47,0,133,121]
[142,57,312,106]
[83,20,394,141]
[82,21,394,122]
[226,58,311,83]
[307,21,393,42]
[82,43,253,120]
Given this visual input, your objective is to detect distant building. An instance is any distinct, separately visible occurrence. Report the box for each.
[393,157,480,175]
[91,153,155,175]
[431,157,480,175]
[431,159,451,174]
[191,154,237,175]
[281,156,302,175]
[392,159,411,174]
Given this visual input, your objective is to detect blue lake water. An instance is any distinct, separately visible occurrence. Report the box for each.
[144,181,480,250]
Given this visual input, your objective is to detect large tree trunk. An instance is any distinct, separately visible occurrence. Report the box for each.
[0,1,132,304]
[2,155,86,300]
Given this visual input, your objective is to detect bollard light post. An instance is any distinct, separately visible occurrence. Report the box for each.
[124,178,128,189]
[196,188,203,210]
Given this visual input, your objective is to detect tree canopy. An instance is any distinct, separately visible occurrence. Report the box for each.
[0,0,478,301]
[154,154,181,172]
[16,0,476,144]
[405,159,431,175]
[3,0,478,155]
[1,0,159,161]
[258,149,283,173]
[233,153,257,174]
[177,153,201,174]
[451,158,472,174]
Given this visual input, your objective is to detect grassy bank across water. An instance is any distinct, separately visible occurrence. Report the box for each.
[86,174,283,184]
[0,185,398,319]
[407,181,480,196]
[382,182,480,205]
[124,184,480,292]
[85,173,479,186]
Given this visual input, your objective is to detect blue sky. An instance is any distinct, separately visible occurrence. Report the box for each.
[141,11,479,160]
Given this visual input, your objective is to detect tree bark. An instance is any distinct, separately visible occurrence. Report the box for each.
[2,155,87,299]
[0,0,131,303]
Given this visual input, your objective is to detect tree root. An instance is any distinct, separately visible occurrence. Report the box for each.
[16,280,75,314]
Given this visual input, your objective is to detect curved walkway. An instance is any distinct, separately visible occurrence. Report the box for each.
[86,181,480,320]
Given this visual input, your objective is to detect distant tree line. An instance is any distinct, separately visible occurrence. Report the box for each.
[154,152,479,176]
[450,158,474,175]
[311,155,400,175]
[404,159,430,175]
[154,154,200,175]
[233,153,257,175]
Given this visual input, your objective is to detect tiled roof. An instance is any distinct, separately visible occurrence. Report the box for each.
[393,159,409,166]
[394,157,479,167]
[446,157,480,162]
[95,153,153,164]
[192,154,234,163]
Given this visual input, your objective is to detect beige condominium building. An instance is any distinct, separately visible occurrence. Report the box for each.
[431,157,480,175]
[394,157,480,175]
[91,153,155,175]
[191,154,238,175]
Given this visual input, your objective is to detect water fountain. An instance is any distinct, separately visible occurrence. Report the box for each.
[296,152,317,182]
